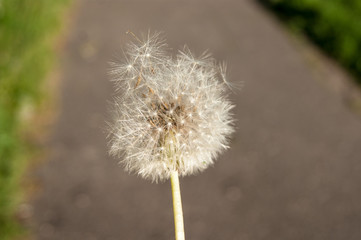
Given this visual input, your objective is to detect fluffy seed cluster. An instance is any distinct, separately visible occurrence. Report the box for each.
[109,32,234,182]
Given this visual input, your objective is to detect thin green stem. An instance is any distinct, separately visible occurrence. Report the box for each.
[170,170,185,240]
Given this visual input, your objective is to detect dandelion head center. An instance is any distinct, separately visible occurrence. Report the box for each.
[146,97,194,138]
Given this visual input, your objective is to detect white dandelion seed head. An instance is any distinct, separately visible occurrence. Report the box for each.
[109,32,235,182]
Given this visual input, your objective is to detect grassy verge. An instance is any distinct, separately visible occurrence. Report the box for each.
[0,0,70,239]
[259,0,361,84]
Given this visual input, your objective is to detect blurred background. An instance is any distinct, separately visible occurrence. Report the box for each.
[1,0,361,239]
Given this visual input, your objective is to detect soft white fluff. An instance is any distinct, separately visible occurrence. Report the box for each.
[109,32,234,182]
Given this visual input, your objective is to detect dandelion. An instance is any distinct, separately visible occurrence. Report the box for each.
[109,32,235,240]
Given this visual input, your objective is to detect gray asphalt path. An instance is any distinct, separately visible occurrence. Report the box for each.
[30,0,361,239]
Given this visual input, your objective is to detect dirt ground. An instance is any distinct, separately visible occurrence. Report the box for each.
[29,0,361,239]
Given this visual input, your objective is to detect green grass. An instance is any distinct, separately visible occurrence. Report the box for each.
[0,0,70,239]
[260,0,361,84]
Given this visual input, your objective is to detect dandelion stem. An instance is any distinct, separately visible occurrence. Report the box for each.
[170,170,185,240]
